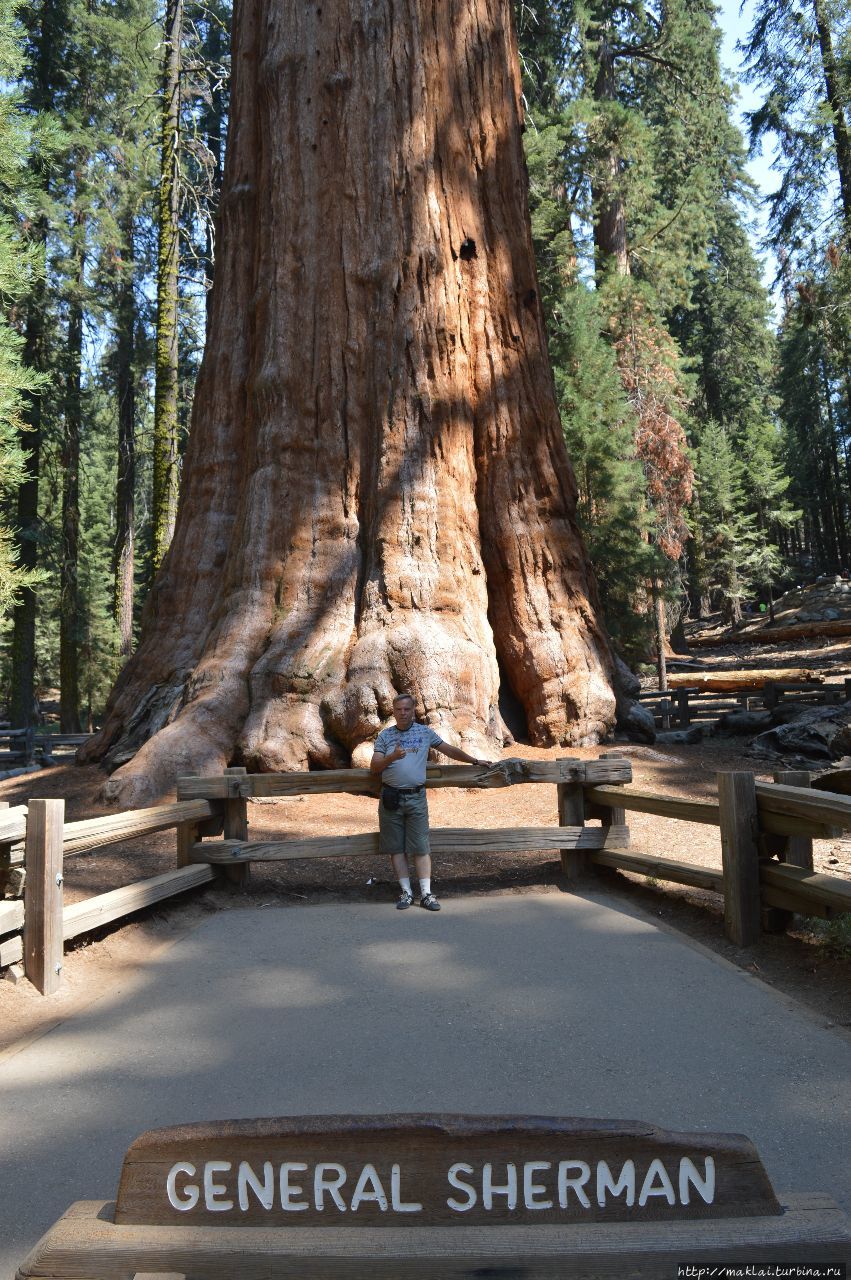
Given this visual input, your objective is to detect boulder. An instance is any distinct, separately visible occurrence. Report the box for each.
[824,608,841,621]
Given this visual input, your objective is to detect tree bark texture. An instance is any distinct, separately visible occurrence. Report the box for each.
[152,0,183,573]
[113,212,136,659]
[9,273,45,729]
[60,213,84,734]
[590,9,629,279]
[10,0,58,729]
[82,0,618,806]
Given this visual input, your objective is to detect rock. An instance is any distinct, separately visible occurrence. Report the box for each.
[824,608,841,620]
[795,610,824,622]
[655,726,704,745]
[715,710,773,736]
[621,702,656,744]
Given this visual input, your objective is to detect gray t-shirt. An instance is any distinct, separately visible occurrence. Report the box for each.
[374,722,445,788]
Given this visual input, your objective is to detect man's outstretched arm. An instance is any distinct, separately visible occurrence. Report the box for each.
[437,743,494,767]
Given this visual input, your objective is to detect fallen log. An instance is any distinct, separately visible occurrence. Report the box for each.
[662,669,823,691]
[688,619,851,647]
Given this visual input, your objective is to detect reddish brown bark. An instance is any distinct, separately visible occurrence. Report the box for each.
[82,0,618,806]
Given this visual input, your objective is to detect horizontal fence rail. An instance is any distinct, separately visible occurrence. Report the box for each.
[3,752,851,995]
[176,757,632,801]
[189,825,632,865]
[61,865,216,941]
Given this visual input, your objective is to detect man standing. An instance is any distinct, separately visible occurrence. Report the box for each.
[370,693,494,911]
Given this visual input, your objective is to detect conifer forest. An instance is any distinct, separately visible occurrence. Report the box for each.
[3,0,851,750]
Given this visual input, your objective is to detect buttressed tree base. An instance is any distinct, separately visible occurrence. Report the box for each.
[82,0,619,806]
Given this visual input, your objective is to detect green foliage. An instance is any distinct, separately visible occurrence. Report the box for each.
[806,913,851,959]
[743,0,851,259]
[672,195,799,615]
[519,0,762,653]
[0,0,48,623]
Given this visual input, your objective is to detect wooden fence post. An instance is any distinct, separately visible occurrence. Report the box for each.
[675,689,690,728]
[557,782,586,881]
[223,766,250,887]
[595,752,627,832]
[176,776,198,868]
[717,772,761,947]
[760,770,814,935]
[23,798,65,994]
[771,771,814,871]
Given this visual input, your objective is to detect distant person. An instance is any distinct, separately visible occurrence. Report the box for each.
[370,693,494,912]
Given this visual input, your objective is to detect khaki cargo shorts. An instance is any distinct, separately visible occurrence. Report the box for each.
[378,788,431,856]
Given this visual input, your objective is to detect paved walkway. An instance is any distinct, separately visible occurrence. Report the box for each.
[1,889,850,1277]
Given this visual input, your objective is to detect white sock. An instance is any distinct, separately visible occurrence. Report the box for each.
[420,877,431,897]
[399,876,412,896]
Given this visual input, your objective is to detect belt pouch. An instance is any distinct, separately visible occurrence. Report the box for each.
[382,785,401,811]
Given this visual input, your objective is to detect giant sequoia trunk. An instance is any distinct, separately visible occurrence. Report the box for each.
[82,0,619,806]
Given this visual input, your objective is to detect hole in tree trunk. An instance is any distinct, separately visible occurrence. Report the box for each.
[459,237,477,260]
[497,658,529,744]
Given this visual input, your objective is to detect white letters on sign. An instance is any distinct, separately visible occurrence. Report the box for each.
[163,1155,717,1215]
[166,1162,199,1211]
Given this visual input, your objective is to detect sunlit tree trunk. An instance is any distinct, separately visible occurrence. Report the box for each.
[113,211,136,658]
[152,0,183,572]
[82,0,619,806]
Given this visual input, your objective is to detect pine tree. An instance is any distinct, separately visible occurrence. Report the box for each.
[744,0,851,255]
[0,0,47,624]
[672,194,799,613]
[519,0,655,656]
[7,0,65,725]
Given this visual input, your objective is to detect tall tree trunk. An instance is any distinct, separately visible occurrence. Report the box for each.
[10,0,60,728]
[9,279,45,729]
[202,8,225,321]
[821,361,848,564]
[60,219,84,734]
[152,0,183,573]
[652,580,667,691]
[113,211,136,658]
[812,0,851,227]
[591,15,630,278]
[82,0,618,806]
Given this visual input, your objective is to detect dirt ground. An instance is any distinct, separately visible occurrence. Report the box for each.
[1,722,850,1056]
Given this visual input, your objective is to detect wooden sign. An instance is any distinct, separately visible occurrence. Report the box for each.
[17,1115,851,1279]
[115,1114,779,1228]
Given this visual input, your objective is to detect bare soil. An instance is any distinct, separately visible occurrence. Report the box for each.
[1,726,849,1056]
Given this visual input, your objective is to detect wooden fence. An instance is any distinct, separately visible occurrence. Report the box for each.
[0,727,94,772]
[638,679,851,729]
[2,754,851,995]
